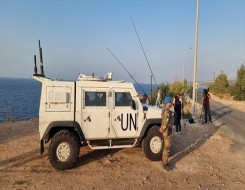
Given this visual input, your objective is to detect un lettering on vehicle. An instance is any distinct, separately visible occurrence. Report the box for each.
[121,113,138,131]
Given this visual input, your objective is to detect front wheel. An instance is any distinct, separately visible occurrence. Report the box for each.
[142,126,163,161]
[48,130,80,170]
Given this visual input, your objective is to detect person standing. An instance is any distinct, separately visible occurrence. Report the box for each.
[173,94,182,133]
[156,87,162,107]
[202,90,212,123]
[159,96,174,171]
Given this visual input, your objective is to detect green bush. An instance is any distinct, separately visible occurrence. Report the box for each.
[230,65,245,100]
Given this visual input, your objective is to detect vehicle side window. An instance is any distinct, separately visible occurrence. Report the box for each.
[115,92,132,107]
[85,92,106,106]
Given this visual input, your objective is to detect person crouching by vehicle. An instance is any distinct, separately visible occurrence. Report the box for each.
[159,96,174,172]
[202,89,212,123]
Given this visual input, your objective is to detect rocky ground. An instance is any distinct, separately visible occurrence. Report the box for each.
[0,98,245,190]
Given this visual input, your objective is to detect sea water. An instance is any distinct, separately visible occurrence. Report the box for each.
[0,77,41,122]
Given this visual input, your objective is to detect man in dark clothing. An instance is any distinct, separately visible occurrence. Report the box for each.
[173,94,182,133]
[202,91,212,123]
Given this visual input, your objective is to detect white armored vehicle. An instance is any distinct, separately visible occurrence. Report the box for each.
[33,41,163,170]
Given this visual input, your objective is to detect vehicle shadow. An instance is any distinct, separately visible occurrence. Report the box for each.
[0,148,44,172]
[75,148,121,168]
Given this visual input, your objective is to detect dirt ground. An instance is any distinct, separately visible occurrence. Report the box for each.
[0,101,245,189]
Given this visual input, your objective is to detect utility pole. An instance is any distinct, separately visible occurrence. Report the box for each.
[192,0,200,118]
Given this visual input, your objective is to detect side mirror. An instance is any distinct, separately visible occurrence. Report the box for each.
[131,100,136,110]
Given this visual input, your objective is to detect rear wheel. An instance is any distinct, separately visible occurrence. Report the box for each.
[48,130,80,170]
[142,126,163,161]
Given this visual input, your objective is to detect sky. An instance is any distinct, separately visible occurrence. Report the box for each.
[0,0,244,84]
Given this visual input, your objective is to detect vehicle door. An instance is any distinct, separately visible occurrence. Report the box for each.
[81,88,111,139]
[111,90,138,138]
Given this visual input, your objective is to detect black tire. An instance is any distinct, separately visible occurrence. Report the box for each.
[142,125,163,161]
[48,130,80,170]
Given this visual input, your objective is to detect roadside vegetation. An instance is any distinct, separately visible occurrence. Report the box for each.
[147,64,244,120]
[209,64,245,101]
[149,79,193,119]
[150,79,192,103]
[149,64,245,102]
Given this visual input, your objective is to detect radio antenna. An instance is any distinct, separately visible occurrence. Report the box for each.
[130,17,158,87]
[34,55,37,75]
[39,40,45,77]
[107,48,148,95]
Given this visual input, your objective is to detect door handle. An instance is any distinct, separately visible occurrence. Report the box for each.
[84,116,91,122]
[116,115,121,121]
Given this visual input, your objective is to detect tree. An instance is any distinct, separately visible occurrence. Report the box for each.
[161,82,171,97]
[210,71,229,95]
[182,79,189,93]
[150,79,192,105]
[169,80,182,95]
[231,65,245,100]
